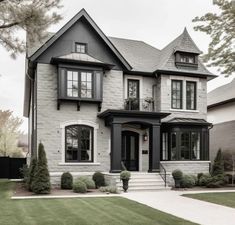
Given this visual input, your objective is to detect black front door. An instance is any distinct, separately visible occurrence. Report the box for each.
[121,131,139,171]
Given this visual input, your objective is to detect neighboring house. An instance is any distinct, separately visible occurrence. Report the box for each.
[23,9,216,185]
[207,79,235,161]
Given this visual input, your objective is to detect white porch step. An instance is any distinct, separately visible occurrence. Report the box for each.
[116,172,168,191]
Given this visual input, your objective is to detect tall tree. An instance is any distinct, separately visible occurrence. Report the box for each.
[0,0,62,58]
[193,0,235,76]
[0,110,23,157]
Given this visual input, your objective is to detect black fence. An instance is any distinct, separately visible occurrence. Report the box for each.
[0,157,26,179]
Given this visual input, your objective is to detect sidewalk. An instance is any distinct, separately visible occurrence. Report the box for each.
[122,190,235,225]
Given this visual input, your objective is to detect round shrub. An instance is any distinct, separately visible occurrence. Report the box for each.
[180,175,196,188]
[78,176,96,189]
[120,170,131,180]
[198,174,212,186]
[172,169,183,180]
[73,180,87,193]
[99,186,118,194]
[92,172,105,188]
[61,172,73,189]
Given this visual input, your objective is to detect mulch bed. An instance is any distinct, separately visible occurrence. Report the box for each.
[13,182,109,197]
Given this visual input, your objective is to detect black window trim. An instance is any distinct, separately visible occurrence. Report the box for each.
[186,81,197,110]
[161,127,209,161]
[171,80,183,109]
[75,42,87,54]
[65,124,94,163]
[65,68,94,100]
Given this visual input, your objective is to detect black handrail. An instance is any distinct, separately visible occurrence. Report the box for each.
[159,163,167,187]
[121,161,127,171]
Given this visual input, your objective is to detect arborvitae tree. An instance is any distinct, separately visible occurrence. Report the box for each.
[31,143,51,194]
[27,157,37,191]
[212,149,224,176]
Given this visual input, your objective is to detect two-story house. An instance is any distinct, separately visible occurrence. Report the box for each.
[23,9,216,187]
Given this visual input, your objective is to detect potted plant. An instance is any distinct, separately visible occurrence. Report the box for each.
[172,169,183,188]
[120,170,131,192]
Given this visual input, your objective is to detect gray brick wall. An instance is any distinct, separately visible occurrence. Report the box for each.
[159,74,207,121]
[36,64,125,174]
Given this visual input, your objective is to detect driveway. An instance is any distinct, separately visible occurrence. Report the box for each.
[122,190,235,225]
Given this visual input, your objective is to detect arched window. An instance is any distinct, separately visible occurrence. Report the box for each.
[65,125,93,162]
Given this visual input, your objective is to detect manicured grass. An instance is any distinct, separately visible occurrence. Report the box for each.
[183,192,235,208]
[0,180,198,225]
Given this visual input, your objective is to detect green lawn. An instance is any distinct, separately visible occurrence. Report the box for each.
[183,192,235,208]
[0,180,197,225]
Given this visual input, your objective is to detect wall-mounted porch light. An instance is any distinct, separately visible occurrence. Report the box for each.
[143,132,148,141]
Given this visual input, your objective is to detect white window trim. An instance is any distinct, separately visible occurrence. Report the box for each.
[60,120,99,165]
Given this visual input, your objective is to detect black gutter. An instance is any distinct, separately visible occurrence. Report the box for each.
[208,98,235,109]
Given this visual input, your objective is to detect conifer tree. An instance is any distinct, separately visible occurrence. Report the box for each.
[32,143,51,194]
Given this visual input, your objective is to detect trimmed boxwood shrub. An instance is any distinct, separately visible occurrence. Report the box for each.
[78,176,95,189]
[180,175,196,188]
[172,169,183,180]
[92,172,105,188]
[99,186,118,193]
[198,174,212,186]
[73,180,87,193]
[31,143,51,194]
[61,172,73,189]
[120,170,131,180]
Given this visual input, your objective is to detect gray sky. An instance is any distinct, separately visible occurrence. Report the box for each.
[0,0,234,133]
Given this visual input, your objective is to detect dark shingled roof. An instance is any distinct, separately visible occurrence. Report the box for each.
[26,9,215,79]
[164,117,211,126]
[208,78,235,107]
[109,29,214,78]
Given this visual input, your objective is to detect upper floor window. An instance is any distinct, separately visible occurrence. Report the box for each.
[66,70,93,99]
[75,43,87,53]
[180,55,195,64]
[175,52,198,68]
[186,81,196,110]
[171,80,183,109]
[65,125,93,162]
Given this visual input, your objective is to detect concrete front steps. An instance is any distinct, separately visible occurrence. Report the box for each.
[116,172,170,192]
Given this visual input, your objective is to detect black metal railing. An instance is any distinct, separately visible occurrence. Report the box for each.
[159,163,167,187]
[124,98,154,111]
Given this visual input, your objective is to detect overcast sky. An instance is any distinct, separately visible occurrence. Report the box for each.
[0,0,234,133]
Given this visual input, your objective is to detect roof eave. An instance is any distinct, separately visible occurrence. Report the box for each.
[50,57,115,70]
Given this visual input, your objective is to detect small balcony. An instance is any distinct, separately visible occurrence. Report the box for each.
[124,98,154,112]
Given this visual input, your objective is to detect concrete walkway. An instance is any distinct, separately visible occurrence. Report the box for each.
[122,190,235,225]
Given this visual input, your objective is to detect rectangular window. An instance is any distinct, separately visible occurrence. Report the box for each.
[180,132,190,160]
[171,80,183,109]
[170,130,201,161]
[162,133,168,160]
[81,72,93,98]
[171,132,177,160]
[180,55,195,64]
[191,132,200,160]
[126,79,140,110]
[75,43,86,53]
[66,70,93,99]
[186,81,196,110]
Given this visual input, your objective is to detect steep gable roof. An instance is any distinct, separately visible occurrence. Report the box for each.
[28,8,132,70]
[153,28,215,78]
